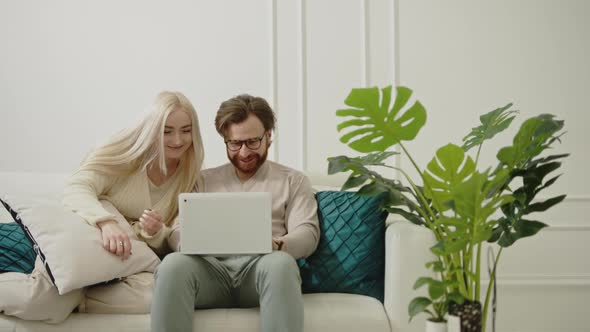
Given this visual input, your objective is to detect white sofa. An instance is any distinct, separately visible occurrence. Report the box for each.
[0,172,434,332]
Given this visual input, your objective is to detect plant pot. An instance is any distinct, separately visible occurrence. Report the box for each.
[447,314,461,332]
[448,300,482,332]
[426,320,447,332]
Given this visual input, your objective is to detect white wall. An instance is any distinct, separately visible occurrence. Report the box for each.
[1,1,589,331]
[0,0,274,172]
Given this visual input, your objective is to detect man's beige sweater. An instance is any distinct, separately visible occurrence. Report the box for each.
[169,161,320,259]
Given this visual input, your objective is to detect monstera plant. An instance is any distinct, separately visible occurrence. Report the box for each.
[328,85,567,332]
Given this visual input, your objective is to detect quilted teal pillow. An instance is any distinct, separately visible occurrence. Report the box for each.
[1,199,37,273]
[298,191,387,302]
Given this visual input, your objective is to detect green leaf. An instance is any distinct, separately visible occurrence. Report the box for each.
[497,114,565,169]
[327,152,398,175]
[522,162,562,190]
[423,144,476,212]
[430,242,445,256]
[327,156,354,175]
[428,279,445,300]
[524,195,566,214]
[447,292,465,305]
[425,261,444,272]
[336,86,427,153]
[497,218,548,247]
[534,174,562,196]
[383,206,425,226]
[515,219,548,237]
[431,235,469,256]
[357,182,388,196]
[462,103,518,152]
[413,277,435,290]
[342,174,370,190]
[453,171,487,219]
[527,153,569,168]
[408,297,433,321]
[434,216,469,231]
[488,222,504,243]
[498,231,517,247]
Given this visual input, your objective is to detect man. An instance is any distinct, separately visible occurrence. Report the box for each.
[151,94,320,332]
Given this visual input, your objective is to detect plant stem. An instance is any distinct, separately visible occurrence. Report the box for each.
[482,248,503,332]
[399,142,423,179]
[475,243,482,302]
[391,144,443,234]
[475,142,483,168]
[385,165,438,228]
[451,251,469,298]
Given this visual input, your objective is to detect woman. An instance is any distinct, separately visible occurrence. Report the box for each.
[0,91,204,323]
[63,91,204,257]
[62,91,205,314]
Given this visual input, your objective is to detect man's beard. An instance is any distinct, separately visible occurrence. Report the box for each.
[228,147,268,176]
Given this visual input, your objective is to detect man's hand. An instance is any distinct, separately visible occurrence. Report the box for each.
[272,238,284,251]
[97,220,132,260]
[139,209,164,236]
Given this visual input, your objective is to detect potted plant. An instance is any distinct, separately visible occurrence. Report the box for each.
[328,85,567,332]
[407,272,461,332]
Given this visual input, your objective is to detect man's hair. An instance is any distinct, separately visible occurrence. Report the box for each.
[215,94,276,137]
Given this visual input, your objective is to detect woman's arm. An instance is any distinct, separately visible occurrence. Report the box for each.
[63,170,132,260]
[62,170,117,226]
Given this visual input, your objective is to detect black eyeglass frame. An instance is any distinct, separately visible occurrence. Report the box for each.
[224,133,266,151]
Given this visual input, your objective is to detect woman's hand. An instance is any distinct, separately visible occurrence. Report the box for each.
[96,220,132,260]
[139,209,164,236]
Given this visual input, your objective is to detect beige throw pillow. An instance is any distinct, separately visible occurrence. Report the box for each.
[1,194,160,295]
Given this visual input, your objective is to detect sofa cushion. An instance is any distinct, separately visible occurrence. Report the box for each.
[1,201,37,273]
[0,293,391,332]
[0,195,160,295]
[298,191,387,301]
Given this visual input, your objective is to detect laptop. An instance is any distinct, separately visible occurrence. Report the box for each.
[178,192,273,255]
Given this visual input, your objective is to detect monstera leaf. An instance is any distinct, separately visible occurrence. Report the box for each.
[453,171,513,224]
[497,114,564,169]
[423,144,476,212]
[462,103,518,152]
[490,153,567,247]
[328,152,426,225]
[487,115,566,247]
[336,86,427,153]
[328,151,399,189]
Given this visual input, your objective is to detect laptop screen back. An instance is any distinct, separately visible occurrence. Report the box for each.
[178,192,272,255]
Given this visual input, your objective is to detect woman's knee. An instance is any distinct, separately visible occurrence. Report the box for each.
[0,269,82,323]
[81,272,154,314]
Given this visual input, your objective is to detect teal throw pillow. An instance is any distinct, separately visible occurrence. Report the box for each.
[298,191,387,302]
[1,199,37,273]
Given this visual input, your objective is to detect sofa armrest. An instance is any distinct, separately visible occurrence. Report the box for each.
[383,219,436,332]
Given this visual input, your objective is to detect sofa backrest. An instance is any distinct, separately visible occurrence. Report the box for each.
[0,172,70,200]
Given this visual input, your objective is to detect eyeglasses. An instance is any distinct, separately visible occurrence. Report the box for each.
[225,134,265,151]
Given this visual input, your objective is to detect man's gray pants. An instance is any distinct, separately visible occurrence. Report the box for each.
[150,251,303,332]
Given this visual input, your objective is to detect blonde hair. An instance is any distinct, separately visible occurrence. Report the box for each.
[79,91,204,225]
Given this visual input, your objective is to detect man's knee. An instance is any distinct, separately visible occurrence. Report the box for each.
[155,252,195,280]
[257,251,300,281]
[154,252,212,293]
